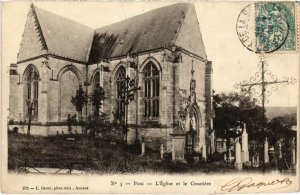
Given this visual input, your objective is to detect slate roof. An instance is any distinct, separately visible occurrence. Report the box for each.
[20,3,206,63]
[33,5,94,62]
[89,3,196,62]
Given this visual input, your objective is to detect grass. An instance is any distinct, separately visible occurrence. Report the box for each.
[8,132,160,174]
[9,132,279,174]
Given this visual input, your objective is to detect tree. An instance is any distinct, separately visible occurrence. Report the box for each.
[267,113,296,145]
[71,85,88,121]
[90,84,105,117]
[213,91,264,141]
[85,113,111,138]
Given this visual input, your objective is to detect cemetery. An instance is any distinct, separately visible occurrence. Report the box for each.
[6,3,297,175]
[8,117,297,174]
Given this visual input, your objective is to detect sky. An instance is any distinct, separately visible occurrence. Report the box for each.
[2,2,299,107]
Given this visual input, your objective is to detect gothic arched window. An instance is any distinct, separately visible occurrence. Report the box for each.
[115,66,126,119]
[92,71,100,88]
[24,65,39,120]
[92,71,100,115]
[143,61,160,120]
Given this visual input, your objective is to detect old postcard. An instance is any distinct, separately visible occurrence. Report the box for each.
[1,1,299,194]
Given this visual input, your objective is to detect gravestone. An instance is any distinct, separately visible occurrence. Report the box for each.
[202,144,207,161]
[160,144,164,160]
[291,137,296,166]
[211,131,215,154]
[216,138,223,153]
[241,123,249,162]
[141,142,145,155]
[264,137,269,164]
[235,138,243,171]
[223,139,227,152]
[170,134,186,162]
[252,153,259,167]
[277,140,282,159]
[229,149,232,162]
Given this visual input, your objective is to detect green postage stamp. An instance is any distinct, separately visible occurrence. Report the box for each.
[237,2,297,53]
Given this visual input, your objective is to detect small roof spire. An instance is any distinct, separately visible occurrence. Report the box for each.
[191,58,194,79]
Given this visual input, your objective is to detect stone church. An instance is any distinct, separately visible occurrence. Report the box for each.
[9,3,213,154]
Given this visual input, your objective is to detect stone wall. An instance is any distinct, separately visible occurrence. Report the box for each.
[13,57,87,124]
[127,127,173,152]
[17,6,47,62]
[9,65,19,121]
[9,48,211,151]
[8,124,83,136]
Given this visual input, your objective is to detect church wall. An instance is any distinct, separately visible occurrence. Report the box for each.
[60,71,80,120]
[177,53,207,123]
[104,50,174,127]
[102,70,112,117]
[9,51,208,152]
[87,63,112,118]
[205,61,213,130]
[86,64,99,117]
[8,124,83,136]
[17,7,47,62]
[48,79,60,122]
[12,56,88,124]
[86,50,175,149]
[159,53,175,127]
[47,57,86,122]
[9,65,19,121]
[127,127,173,152]
[14,58,47,123]
[176,53,208,150]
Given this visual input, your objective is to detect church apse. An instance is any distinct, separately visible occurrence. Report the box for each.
[8,3,212,151]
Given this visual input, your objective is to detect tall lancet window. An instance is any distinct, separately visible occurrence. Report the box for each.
[24,65,39,120]
[92,71,100,87]
[115,66,126,119]
[144,61,160,120]
[92,71,100,115]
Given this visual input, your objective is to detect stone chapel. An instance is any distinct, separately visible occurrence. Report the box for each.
[9,3,213,153]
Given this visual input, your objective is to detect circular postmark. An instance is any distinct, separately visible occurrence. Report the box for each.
[236,3,290,53]
[236,4,256,52]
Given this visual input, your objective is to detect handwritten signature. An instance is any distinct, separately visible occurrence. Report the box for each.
[220,177,292,193]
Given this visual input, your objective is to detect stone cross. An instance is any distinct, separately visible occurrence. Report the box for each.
[264,137,269,164]
[291,137,296,166]
[211,131,215,154]
[160,144,164,160]
[141,141,145,155]
[223,139,227,152]
[277,140,282,159]
[241,123,249,162]
[202,144,207,161]
[235,138,243,171]
[252,153,260,168]
[171,135,186,162]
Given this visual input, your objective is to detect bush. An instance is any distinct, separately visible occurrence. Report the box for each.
[163,152,172,162]
[13,127,19,134]
[207,152,224,162]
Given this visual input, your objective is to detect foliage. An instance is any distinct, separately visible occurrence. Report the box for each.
[207,152,224,163]
[85,113,124,141]
[67,114,77,134]
[85,113,110,137]
[213,91,264,140]
[267,113,296,145]
[90,84,105,117]
[71,86,88,116]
